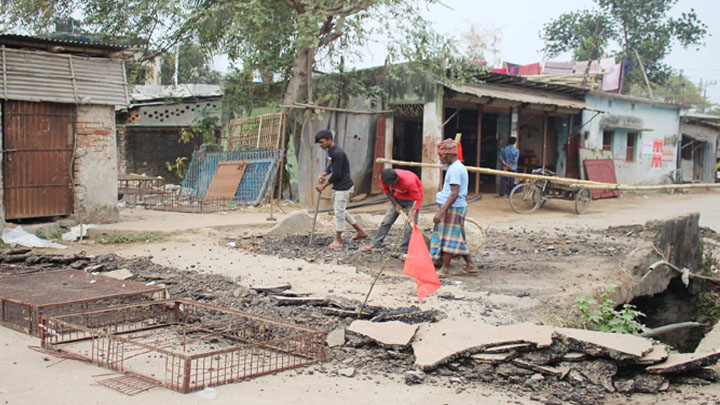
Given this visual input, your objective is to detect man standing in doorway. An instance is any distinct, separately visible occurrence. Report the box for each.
[361,168,423,255]
[315,130,369,249]
[498,136,519,197]
[431,138,477,277]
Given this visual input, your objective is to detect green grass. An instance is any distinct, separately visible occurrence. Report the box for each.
[34,227,67,241]
[95,232,166,244]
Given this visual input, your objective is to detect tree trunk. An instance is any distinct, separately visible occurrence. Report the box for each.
[283,47,314,106]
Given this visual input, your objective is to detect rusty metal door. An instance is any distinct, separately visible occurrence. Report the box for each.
[3,101,75,219]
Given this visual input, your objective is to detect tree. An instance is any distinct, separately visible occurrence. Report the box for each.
[629,74,714,112]
[542,0,707,89]
[160,43,223,85]
[461,24,503,67]
[1,0,466,108]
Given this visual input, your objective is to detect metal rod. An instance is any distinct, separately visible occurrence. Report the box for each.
[68,55,79,104]
[309,189,321,246]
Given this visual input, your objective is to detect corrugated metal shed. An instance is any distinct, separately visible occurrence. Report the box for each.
[1,46,128,106]
[446,82,602,112]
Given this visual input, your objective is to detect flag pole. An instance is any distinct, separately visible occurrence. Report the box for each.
[356,212,411,318]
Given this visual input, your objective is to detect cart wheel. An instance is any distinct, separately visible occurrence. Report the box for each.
[574,187,592,215]
[662,174,675,195]
[509,183,542,214]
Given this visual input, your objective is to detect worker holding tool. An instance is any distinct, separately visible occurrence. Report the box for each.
[361,168,423,255]
[431,138,477,277]
[315,130,368,249]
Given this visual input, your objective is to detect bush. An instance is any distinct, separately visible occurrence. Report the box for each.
[573,285,646,334]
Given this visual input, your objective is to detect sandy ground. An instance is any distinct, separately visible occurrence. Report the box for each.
[2,190,720,404]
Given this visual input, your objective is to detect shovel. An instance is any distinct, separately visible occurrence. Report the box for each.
[309,188,322,246]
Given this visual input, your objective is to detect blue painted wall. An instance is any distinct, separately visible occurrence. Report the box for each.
[581,93,681,185]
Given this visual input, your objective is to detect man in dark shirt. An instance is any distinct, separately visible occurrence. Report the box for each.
[315,130,368,249]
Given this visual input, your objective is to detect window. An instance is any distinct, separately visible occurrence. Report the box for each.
[626,132,637,162]
[602,130,614,151]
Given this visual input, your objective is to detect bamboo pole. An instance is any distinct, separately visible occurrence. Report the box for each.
[376,158,720,192]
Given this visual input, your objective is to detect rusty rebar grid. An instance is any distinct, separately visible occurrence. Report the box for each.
[0,269,167,335]
[41,299,325,393]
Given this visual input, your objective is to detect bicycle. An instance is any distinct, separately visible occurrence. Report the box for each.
[661,169,687,195]
[509,168,592,215]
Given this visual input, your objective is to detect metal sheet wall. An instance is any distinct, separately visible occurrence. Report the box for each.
[3,101,75,219]
[1,46,128,106]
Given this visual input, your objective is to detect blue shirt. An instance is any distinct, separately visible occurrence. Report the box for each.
[499,144,519,171]
[436,160,468,208]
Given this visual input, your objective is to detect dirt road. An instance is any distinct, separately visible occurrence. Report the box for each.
[1,190,719,404]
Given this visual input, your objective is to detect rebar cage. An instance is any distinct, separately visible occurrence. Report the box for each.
[0,269,167,336]
[41,299,326,393]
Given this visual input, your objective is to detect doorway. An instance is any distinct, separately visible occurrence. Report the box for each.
[3,101,75,220]
[392,118,423,179]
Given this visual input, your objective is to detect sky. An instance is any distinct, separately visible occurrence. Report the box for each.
[212,0,720,104]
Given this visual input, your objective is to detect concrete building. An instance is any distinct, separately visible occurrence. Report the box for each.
[116,84,222,183]
[295,69,598,205]
[0,34,129,225]
[581,93,683,185]
[679,112,720,183]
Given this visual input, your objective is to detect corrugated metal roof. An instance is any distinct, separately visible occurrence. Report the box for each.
[1,46,128,106]
[130,84,223,102]
[0,34,128,55]
[447,82,602,112]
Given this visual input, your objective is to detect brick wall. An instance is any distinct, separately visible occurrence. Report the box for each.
[74,105,119,223]
[119,127,202,184]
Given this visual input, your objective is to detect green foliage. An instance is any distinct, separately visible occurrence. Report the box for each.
[34,227,67,241]
[2,0,478,109]
[573,285,646,334]
[95,232,165,244]
[160,43,223,85]
[631,74,714,111]
[542,0,708,89]
[166,157,189,180]
[179,106,219,144]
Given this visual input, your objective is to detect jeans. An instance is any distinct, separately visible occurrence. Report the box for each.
[371,199,418,252]
[499,174,516,197]
[332,187,357,232]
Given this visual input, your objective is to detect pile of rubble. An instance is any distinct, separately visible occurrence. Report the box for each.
[4,248,720,404]
[339,320,720,404]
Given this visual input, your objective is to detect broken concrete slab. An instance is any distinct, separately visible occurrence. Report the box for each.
[271,296,329,306]
[637,345,669,365]
[572,359,617,393]
[102,269,133,280]
[326,327,345,347]
[347,320,418,348]
[561,352,588,362]
[412,321,555,370]
[645,352,720,374]
[511,359,568,378]
[471,352,517,364]
[251,284,292,294]
[554,327,653,361]
[485,343,532,353]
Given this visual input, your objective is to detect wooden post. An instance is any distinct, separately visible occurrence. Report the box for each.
[475,106,483,195]
[307,52,315,207]
[542,113,548,171]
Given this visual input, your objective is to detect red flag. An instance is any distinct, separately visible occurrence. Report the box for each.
[403,225,441,301]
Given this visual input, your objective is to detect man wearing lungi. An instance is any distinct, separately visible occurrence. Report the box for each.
[430,138,478,277]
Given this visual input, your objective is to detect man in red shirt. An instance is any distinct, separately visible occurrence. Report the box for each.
[362,168,423,253]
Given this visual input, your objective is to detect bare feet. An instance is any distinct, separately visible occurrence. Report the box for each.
[459,266,479,275]
[328,241,343,249]
[360,245,373,252]
[351,232,369,241]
